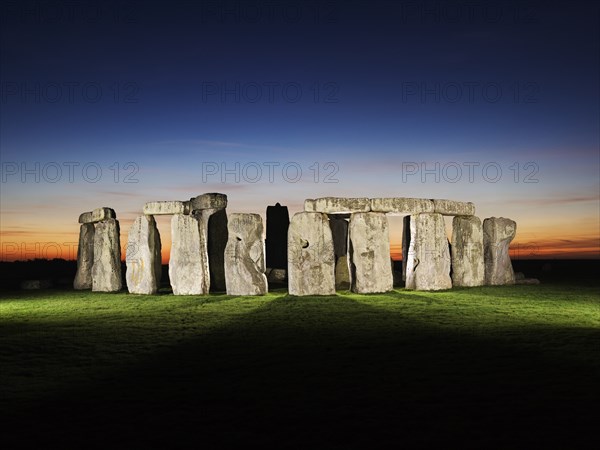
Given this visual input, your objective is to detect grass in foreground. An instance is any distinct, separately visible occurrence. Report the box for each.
[1,284,599,448]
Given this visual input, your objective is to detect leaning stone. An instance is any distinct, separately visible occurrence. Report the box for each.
[348,212,393,293]
[433,199,475,216]
[92,219,122,292]
[194,208,228,292]
[143,201,190,215]
[224,213,268,296]
[169,214,210,295]
[288,212,336,296]
[74,223,95,289]
[125,215,162,294]
[304,197,370,214]
[451,216,484,287]
[370,198,434,214]
[405,213,451,291]
[483,217,516,285]
[189,193,228,211]
[79,207,116,224]
[266,203,290,270]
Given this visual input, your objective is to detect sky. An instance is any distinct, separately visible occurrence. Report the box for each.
[1,0,598,262]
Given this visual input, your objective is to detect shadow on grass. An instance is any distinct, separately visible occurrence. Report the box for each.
[2,294,599,449]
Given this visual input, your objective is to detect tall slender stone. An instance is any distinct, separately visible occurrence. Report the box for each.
[92,219,122,292]
[126,215,162,294]
[483,217,516,285]
[169,214,210,295]
[266,203,289,270]
[348,212,393,293]
[329,215,350,289]
[225,213,268,295]
[401,215,411,282]
[451,216,484,287]
[195,208,228,292]
[191,193,228,292]
[288,212,335,296]
[74,223,95,290]
[405,213,451,291]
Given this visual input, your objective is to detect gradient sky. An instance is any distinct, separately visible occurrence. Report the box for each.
[1,0,598,262]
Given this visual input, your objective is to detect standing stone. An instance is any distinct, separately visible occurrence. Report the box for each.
[329,215,350,289]
[195,208,228,292]
[266,203,289,270]
[74,223,95,289]
[483,217,517,285]
[451,216,484,287]
[92,219,122,292]
[401,215,411,282]
[224,213,268,296]
[169,214,210,295]
[405,213,451,291]
[288,212,335,296]
[348,212,393,293]
[126,215,162,294]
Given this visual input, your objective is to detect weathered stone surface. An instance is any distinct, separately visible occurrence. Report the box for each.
[433,199,475,216]
[92,219,122,292]
[348,212,393,293]
[405,213,451,291]
[190,193,228,211]
[143,201,190,215]
[74,223,95,289]
[224,213,268,296]
[451,216,484,287]
[401,215,411,282]
[329,216,350,289]
[288,212,335,296]
[304,197,370,214]
[266,203,289,270]
[125,215,162,294]
[195,208,228,292]
[169,214,210,295]
[483,217,516,285]
[370,198,434,214]
[267,268,287,284]
[79,207,116,224]
[334,254,351,290]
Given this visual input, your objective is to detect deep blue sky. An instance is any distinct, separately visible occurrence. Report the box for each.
[1,0,598,259]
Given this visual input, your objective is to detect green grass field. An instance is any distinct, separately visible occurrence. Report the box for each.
[1,284,599,448]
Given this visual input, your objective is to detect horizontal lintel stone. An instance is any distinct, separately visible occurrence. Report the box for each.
[370,197,434,214]
[79,207,116,224]
[304,197,370,214]
[433,199,475,216]
[143,201,190,215]
[189,193,228,211]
